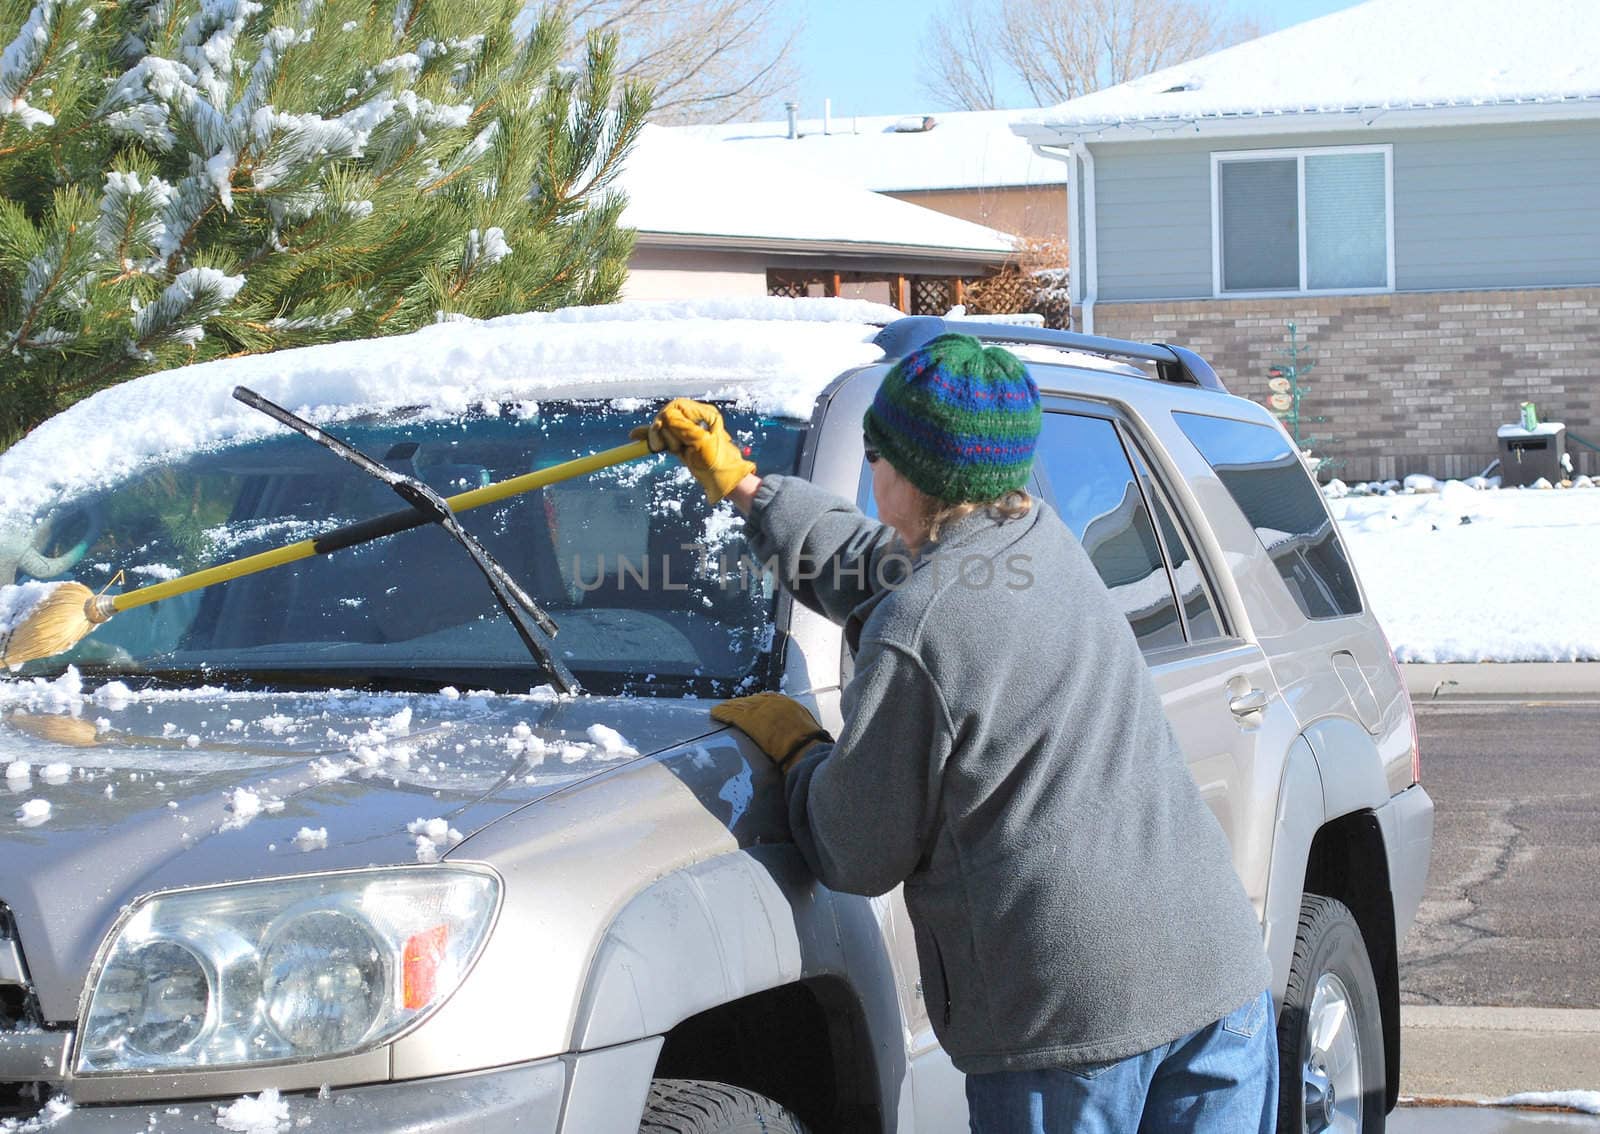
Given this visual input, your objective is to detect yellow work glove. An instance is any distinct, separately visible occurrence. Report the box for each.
[630,398,757,505]
[711,693,832,774]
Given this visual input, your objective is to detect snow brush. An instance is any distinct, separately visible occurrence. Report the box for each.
[0,390,653,670]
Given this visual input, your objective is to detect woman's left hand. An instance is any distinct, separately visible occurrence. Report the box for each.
[711,693,832,773]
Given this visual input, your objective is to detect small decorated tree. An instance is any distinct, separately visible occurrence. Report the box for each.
[1264,321,1337,477]
[0,0,650,444]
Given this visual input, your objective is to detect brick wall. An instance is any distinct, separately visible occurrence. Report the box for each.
[1077,287,1600,482]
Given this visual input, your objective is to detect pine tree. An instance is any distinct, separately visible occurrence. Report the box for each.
[0,0,651,445]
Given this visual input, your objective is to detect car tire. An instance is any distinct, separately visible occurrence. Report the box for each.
[1278,894,1387,1134]
[638,1079,811,1134]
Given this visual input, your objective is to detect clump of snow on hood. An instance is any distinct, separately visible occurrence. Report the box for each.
[4,760,27,782]
[257,713,296,735]
[91,681,134,709]
[586,723,638,758]
[15,798,51,826]
[291,826,328,851]
[215,1087,289,1133]
[0,666,84,713]
[408,816,463,862]
[39,762,72,784]
[0,1094,74,1130]
[228,788,263,820]
[0,298,894,519]
[222,786,283,830]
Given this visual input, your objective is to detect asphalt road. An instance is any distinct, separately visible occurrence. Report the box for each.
[1400,698,1600,1008]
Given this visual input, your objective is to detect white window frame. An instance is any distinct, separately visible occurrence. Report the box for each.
[1210,144,1395,298]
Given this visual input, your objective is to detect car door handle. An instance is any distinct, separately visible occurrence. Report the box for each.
[1229,688,1269,716]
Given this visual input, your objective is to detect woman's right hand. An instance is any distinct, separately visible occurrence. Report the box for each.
[630,398,758,506]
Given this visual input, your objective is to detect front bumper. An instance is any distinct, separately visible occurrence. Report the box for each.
[14,1037,662,1134]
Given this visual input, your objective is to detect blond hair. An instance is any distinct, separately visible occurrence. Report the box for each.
[924,488,1033,544]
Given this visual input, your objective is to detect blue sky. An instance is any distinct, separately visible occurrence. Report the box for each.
[784,0,1365,121]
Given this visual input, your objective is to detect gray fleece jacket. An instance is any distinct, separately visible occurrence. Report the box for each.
[744,473,1271,1076]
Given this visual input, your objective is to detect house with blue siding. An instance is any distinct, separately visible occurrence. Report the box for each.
[1014,0,1600,480]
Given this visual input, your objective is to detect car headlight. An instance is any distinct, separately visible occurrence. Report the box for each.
[76,867,499,1074]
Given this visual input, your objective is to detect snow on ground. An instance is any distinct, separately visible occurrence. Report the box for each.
[0,298,897,521]
[1490,1090,1600,1115]
[1332,481,1600,663]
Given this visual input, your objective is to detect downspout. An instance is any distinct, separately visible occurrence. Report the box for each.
[1070,140,1098,335]
[1030,140,1097,334]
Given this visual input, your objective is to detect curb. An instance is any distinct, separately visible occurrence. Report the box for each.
[1403,1006,1600,1033]
[1403,662,1600,698]
[1401,1007,1600,1102]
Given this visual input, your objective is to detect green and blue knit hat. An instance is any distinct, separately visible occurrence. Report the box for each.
[863,333,1041,503]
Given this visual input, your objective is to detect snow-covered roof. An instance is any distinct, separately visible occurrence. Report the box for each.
[619,124,1015,256]
[673,109,1067,194]
[0,299,900,520]
[1017,0,1600,140]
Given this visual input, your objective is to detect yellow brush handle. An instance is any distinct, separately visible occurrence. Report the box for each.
[109,439,653,614]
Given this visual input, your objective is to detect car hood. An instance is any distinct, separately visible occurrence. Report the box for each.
[0,668,721,1023]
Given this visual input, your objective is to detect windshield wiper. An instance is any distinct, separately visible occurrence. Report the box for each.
[233,387,579,694]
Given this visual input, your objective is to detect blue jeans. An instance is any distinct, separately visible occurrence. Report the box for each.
[965,990,1278,1134]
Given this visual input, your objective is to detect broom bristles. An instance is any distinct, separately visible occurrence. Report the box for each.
[1,582,99,668]
[5,710,101,747]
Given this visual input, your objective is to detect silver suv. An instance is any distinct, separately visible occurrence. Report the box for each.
[0,308,1431,1133]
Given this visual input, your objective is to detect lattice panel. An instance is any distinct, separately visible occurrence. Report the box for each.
[911,277,952,316]
[766,271,817,299]
[964,272,1031,315]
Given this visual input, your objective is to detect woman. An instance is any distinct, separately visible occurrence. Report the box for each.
[634,333,1277,1133]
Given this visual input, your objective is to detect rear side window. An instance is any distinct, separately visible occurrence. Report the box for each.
[1033,413,1185,651]
[1175,412,1361,619]
[1125,444,1225,641]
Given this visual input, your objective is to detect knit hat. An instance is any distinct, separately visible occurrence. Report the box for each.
[863,333,1041,503]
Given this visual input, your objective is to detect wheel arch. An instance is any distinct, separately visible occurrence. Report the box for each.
[572,846,892,1133]
[1266,728,1402,1111]
[1303,811,1401,1112]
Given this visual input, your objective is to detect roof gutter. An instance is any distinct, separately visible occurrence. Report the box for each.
[631,230,1011,264]
[1012,96,1600,145]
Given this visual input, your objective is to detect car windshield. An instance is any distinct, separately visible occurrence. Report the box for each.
[11,402,805,696]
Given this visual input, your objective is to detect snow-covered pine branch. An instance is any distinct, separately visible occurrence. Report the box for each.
[0,0,650,445]
[129,265,246,353]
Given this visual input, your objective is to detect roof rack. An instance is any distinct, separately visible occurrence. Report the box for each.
[872,316,1229,394]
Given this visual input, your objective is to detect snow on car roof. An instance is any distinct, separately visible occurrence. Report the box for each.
[0,298,898,519]
[1020,0,1600,133]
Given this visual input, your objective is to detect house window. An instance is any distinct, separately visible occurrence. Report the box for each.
[1212,145,1393,296]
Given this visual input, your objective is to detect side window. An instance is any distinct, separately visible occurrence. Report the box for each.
[1124,444,1225,641]
[1034,413,1185,652]
[1175,412,1362,619]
